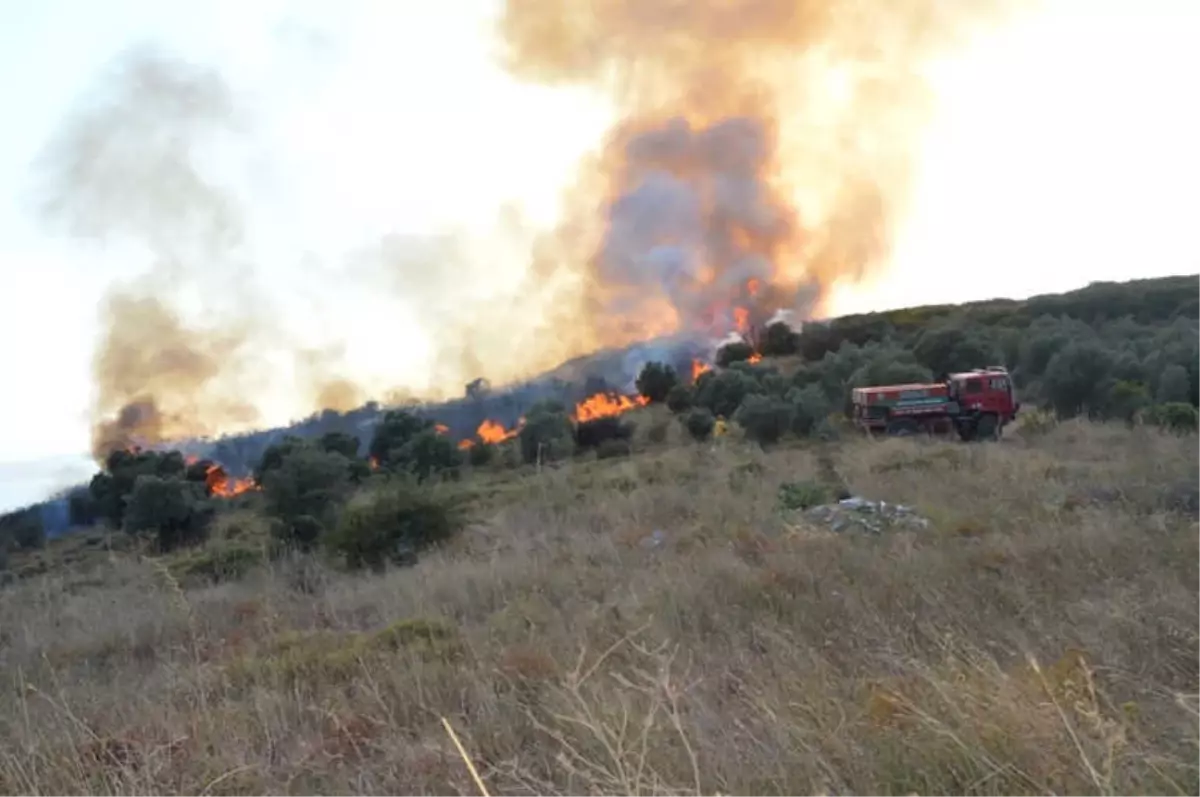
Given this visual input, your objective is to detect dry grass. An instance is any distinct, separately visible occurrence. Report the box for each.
[0,420,1196,795]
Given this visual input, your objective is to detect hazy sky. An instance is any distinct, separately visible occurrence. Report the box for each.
[1,0,1198,512]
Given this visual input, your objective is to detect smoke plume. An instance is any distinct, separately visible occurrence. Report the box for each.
[31,45,266,460]
[499,0,1015,345]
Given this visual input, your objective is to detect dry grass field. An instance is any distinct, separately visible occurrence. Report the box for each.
[0,419,1196,795]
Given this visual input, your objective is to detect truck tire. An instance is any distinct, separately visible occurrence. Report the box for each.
[976,413,999,441]
[956,418,977,442]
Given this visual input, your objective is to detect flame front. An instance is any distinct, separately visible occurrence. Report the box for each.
[477,418,521,444]
[691,360,713,382]
[204,464,258,497]
[572,392,649,423]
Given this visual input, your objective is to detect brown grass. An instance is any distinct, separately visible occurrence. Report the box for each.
[0,420,1196,795]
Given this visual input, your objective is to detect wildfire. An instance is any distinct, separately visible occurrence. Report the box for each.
[203,464,258,497]
[691,359,712,382]
[748,353,763,365]
[457,439,475,451]
[572,392,649,423]
[434,423,449,435]
[477,418,521,444]
[369,456,380,469]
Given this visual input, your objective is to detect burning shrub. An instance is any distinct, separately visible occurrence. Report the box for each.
[683,408,716,442]
[368,410,461,481]
[735,394,795,447]
[760,321,799,357]
[122,475,213,551]
[635,361,679,404]
[716,341,756,367]
[518,400,575,465]
[666,384,693,414]
[326,482,464,571]
[574,416,635,451]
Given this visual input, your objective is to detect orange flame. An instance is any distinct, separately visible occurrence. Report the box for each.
[748,353,763,364]
[369,456,380,470]
[573,392,649,422]
[204,464,258,497]
[434,423,449,435]
[477,418,520,444]
[733,307,750,334]
[457,439,475,451]
[691,359,712,382]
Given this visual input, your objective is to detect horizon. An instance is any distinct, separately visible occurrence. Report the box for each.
[2,0,1198,512]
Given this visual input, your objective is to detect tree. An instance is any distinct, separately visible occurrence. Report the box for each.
[759,321,799,357]
[1043,340,1115,418]
[716,341,755,367]
[574,416,635,450]
[694,369,763,418]
[518,400,575,464]
[735,394,794,447]
[636,362,679,404]
[401,430,463,482]
[1102,380,1150,424]
[369,410,435,468]
[1143,402,1199,434]
[318,431,361,459]
[1156,364,1191,404]
[787,385,832,437]
[261,446,355,533]
[666,384,693,414]
[123,475,212,551]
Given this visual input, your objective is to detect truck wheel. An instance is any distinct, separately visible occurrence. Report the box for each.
[976,413,999,441]
[956,419,977,442]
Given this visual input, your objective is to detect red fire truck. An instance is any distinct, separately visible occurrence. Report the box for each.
[851,366,1021,441]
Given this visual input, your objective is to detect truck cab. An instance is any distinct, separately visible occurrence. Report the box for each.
[947,367,1020,430]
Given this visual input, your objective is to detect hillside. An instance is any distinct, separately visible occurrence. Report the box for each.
[0,274,1197,792]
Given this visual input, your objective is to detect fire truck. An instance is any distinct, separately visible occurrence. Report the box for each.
[851,366,1021,441]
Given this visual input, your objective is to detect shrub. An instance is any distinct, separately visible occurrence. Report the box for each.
[684,408,716,442]
[400,429,463,482]
[261,446,354,528]
[575,416,635,450]
[122,475,213,551]
[368,410,435,468]
[695,369,763,418]
[778,480,829,511]
[787,385,832,437]
[646,420,669,444]
[596,439,632,460]
[635,361,679,404]
[467,442,494,467]
[327,483,464,571]
[665,384,693,414]
[519,400,575,464]
[736,394,795,447]
[1143,402,1199,434]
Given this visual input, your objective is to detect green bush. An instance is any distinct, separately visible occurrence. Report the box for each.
[123,475,213,551]
[684,408,716,442]
[596,439,632,460]
[261,446,355,529]
[735,395,795,447]
[787,385,832,437]
[519,400,575,464]
[326,483,464,571]
[467,442,494,467]
[665,384,693,414]
[1143,402,1199,434]
[695,369,762,418]
[778,480,829,511]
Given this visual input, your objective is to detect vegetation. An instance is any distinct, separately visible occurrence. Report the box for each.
[0,275,1196,792]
